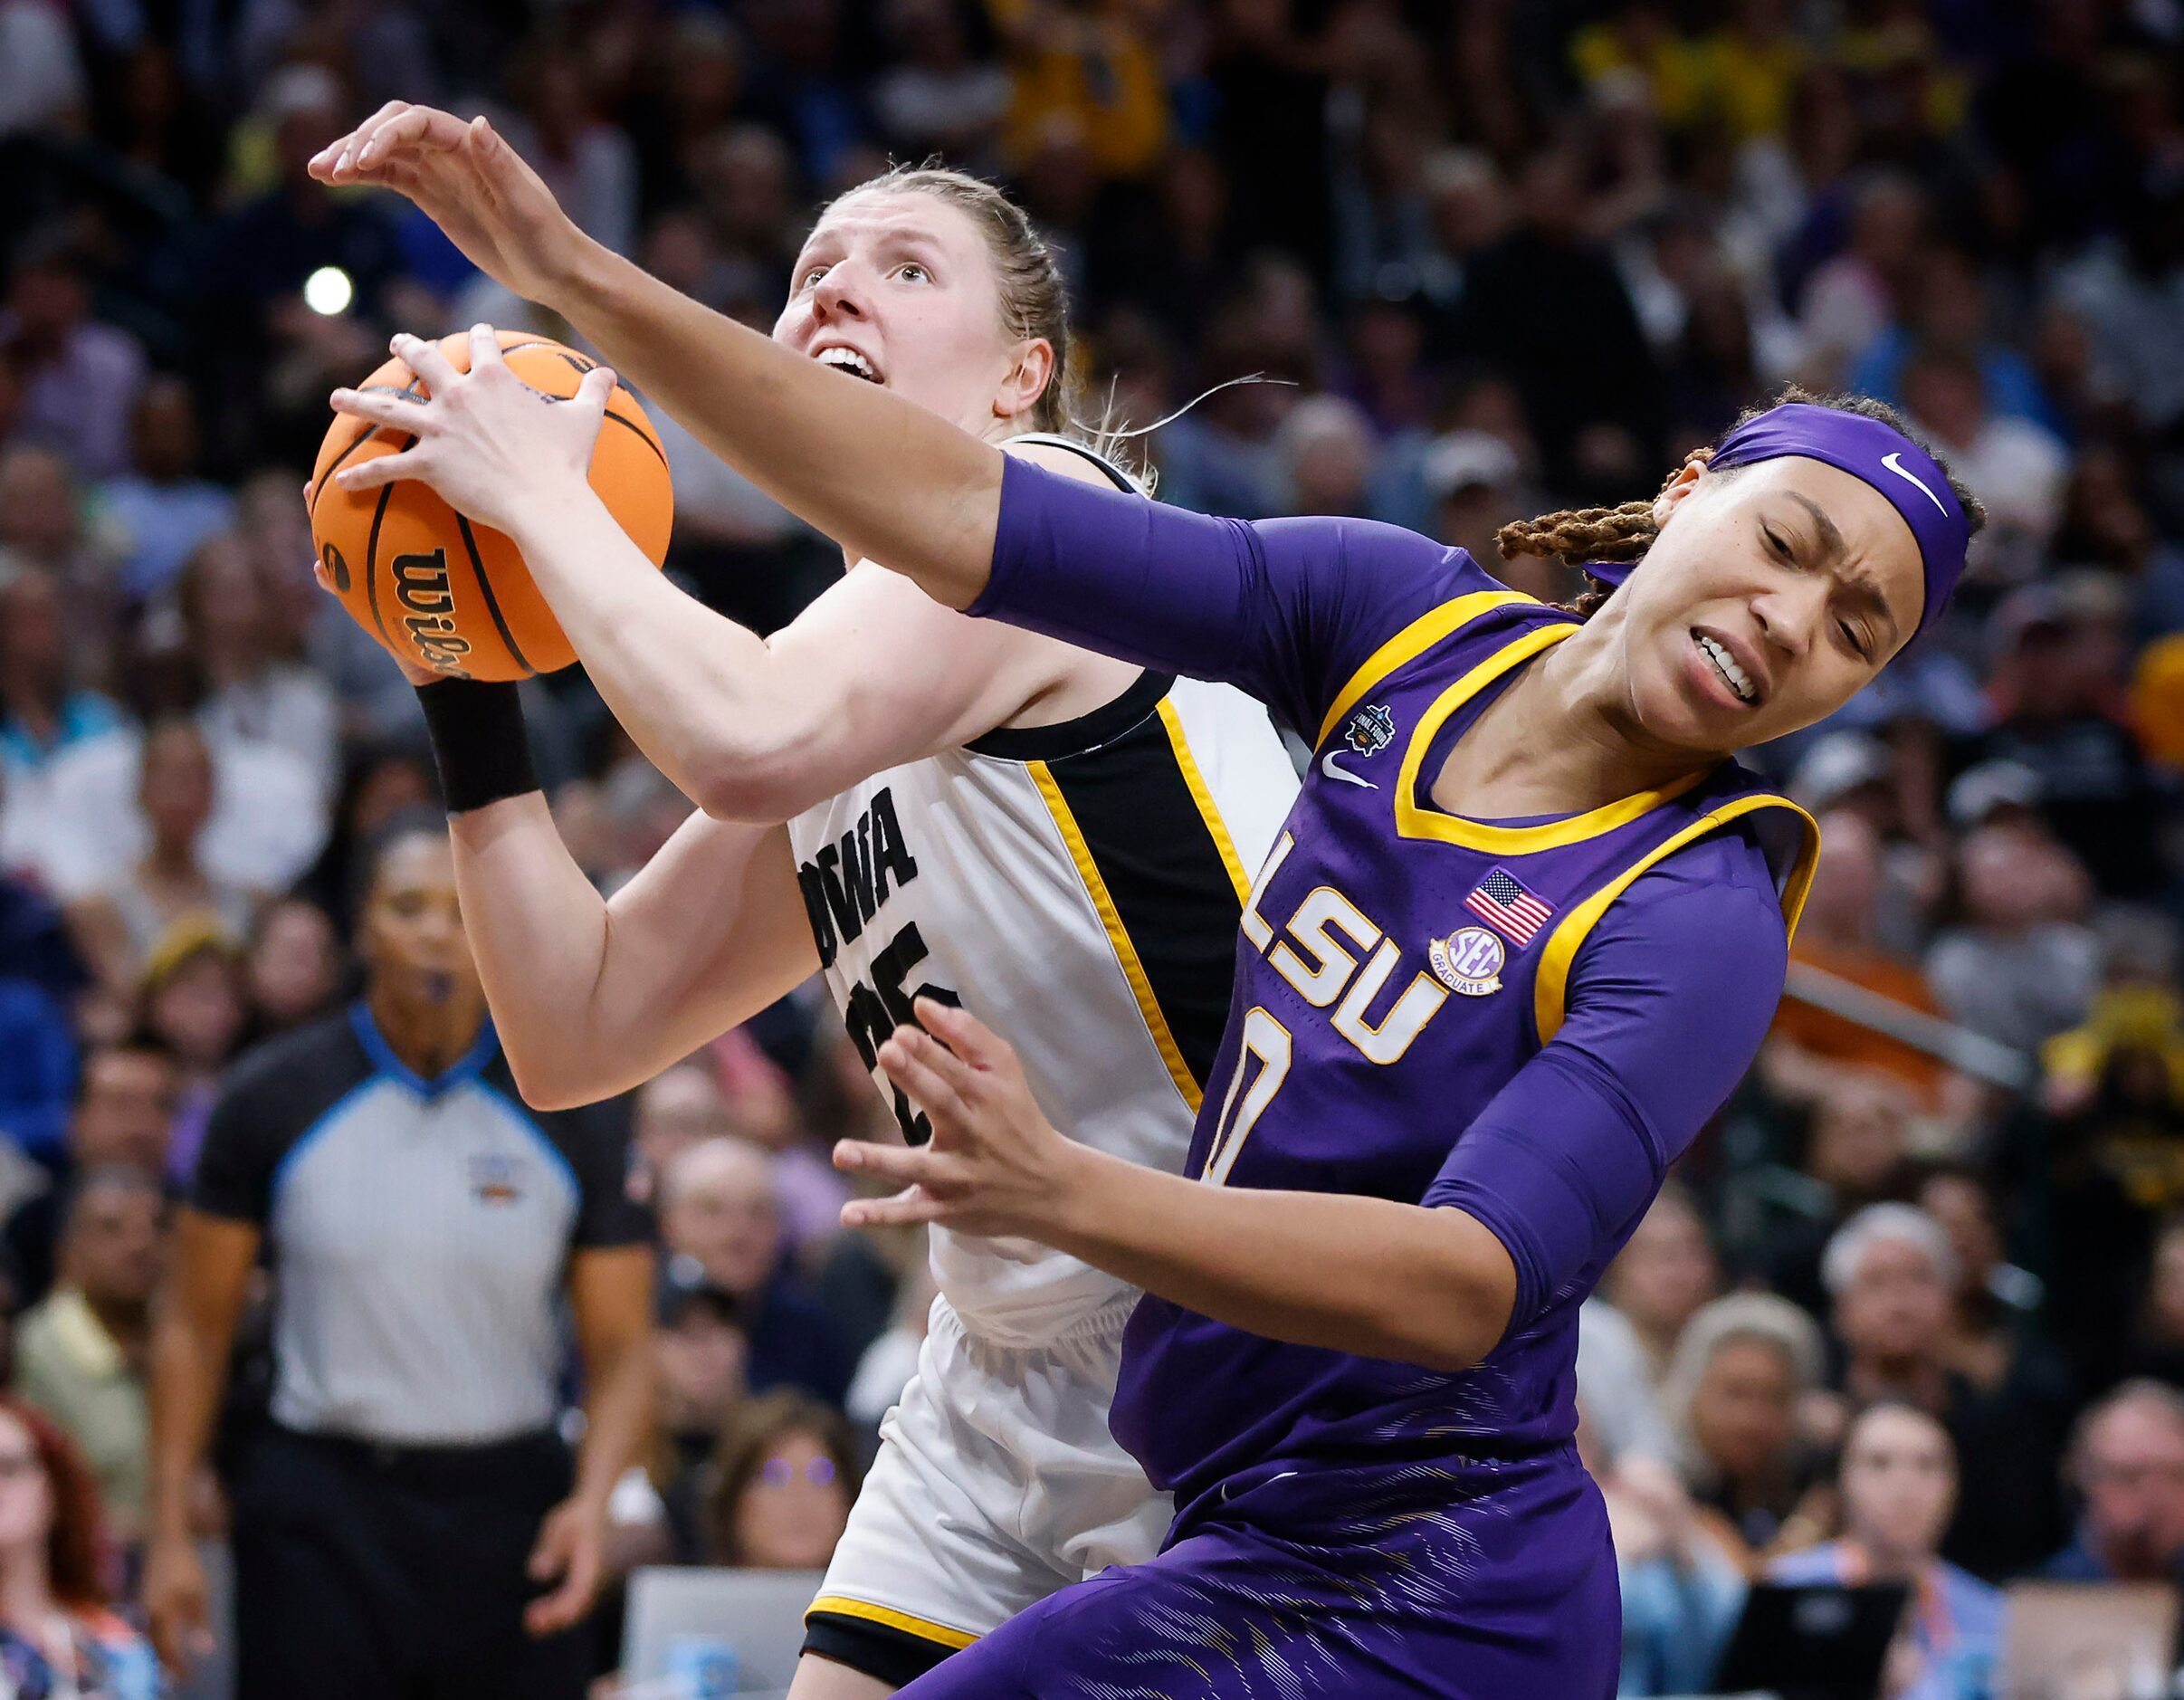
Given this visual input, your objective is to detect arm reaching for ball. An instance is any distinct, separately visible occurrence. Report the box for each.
[315,105,1292,712]
[315,104,1006,606]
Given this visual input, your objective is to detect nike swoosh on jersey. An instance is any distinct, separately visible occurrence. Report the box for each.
[1881,451,1949,514]
[1321,751,1377,789]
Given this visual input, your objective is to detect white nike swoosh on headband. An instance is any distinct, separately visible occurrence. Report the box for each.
[1881,451,1949,515]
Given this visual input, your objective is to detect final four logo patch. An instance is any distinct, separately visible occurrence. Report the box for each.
[1345,703,1396,758]
[1430,925,1506,997]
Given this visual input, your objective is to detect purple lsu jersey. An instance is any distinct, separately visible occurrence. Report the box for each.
[921,458,1825,1697]
[1108,583,1817,1526]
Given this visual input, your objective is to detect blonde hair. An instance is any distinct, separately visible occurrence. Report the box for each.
[825,163,1075,436]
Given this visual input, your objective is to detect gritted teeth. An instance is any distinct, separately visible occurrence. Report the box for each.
[815,347,880,382]
[1695,631,1757,703]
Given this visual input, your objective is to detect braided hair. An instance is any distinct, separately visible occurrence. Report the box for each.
[1497,387,1987,620]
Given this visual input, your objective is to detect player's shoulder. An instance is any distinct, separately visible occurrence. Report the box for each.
[1389,537,1538,620]
[214,1010,370,1123]
[1614,817,1796,971]
[1640,825,1788,907]
[1264,515,1533,633]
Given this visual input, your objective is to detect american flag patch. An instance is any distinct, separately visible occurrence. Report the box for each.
[1464,867,1554,946]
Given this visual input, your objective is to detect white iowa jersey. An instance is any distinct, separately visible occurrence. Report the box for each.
[788,446,1297,1346]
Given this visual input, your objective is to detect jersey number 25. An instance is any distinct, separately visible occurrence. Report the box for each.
[843,921,961,1147]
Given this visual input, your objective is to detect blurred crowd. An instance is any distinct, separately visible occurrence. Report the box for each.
[1,0,2183,1693]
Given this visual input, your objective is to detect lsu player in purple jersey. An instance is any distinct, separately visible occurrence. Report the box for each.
[836,393,1977,1699]
[310,101,1978,1700]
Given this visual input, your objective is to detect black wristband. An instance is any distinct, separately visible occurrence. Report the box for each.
[416,679,540,814]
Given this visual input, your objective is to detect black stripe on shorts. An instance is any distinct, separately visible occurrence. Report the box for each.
[803,1610,962,1688]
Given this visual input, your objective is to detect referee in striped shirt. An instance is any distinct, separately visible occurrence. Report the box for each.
[143,817,654,1699]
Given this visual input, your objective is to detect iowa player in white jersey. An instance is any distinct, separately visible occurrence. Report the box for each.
[306,112,1298,1695]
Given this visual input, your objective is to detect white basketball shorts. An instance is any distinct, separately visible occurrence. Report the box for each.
[801,1291,1171,1686]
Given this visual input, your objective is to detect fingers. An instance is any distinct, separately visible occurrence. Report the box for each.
[525,1555,596,1636]
[313,102,477,183]
[468,320,506,374]
[356,104,470,170]
[148,1575,209,1675]
[574,364,618,420]
[523,1542,591,1635]
[313,559,336,594]
[310,100,407,179]
[916,996,1010,1071]
[527,1518,566,1581]
[148,1614,179,1675]
[334,444,425,494]
[390,329,459,393]
[465,113,508,165]
[875,1026,978,1122]
[526,1585,583,1636]
[842,1184,949,1229]
[833,1139,940,1189]
[329,386,432,432]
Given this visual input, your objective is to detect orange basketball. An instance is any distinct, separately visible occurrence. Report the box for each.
[309,329,674,682]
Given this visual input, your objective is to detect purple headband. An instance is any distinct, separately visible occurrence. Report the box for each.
[1588,402,1971,639]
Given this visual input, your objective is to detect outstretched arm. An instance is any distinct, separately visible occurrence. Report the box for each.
[319,109,1003,603]
[313,106,1464,729]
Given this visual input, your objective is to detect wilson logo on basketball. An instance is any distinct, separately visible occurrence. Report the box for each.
[392,549,474,676]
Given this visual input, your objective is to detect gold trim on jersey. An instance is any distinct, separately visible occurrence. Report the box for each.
[1531,795,1821,1043]
[1314,590,1536,749]
[1377,620,1732,852]
[1155,696,1250,903]
[1396,622,1717,856]
[1028,760,1206,1112]
[1320,598,1746,855]
[805,1594,981,1650]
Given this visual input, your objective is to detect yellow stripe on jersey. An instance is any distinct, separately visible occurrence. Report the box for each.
[805,1594,981,1650]
[1531,795,1821,1044]
[1314,589,1536,749]
[1154,695,1250,903]
[1388,623,1726,855]
[1029,759,1206,1112]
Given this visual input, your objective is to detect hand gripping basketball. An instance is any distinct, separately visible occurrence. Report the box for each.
[330,325,615,538]
[309,325,672,681]
[837,1000,1075,1239]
